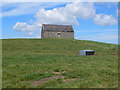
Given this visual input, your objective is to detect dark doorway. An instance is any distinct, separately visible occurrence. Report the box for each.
[86,51,95,55]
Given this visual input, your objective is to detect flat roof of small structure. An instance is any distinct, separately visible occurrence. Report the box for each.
[80,50,95,51]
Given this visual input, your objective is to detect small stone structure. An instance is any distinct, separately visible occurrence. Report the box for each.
[41,24,74,39]
[79,50,95,56]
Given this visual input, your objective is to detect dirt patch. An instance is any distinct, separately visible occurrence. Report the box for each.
[53,72,61,74]
[32,75,65,86]
[52,71,65,75]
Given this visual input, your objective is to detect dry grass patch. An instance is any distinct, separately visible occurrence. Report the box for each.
[32,75,65,86]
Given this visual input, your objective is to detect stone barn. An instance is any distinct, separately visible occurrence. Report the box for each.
[41,24,74,39]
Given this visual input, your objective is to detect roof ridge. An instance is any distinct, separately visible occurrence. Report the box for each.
[42,24,74,32]
[42,24,72,26]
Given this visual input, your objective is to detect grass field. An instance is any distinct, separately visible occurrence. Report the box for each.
[2,38,118,88]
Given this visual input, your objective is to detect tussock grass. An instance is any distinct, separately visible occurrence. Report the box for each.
[2,38,118,88]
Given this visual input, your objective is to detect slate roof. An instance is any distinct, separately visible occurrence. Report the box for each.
[42,24,74,32]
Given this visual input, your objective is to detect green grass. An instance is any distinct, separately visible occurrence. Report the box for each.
[2,38,118,88]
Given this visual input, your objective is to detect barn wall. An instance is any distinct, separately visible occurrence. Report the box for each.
[42,31,74,39]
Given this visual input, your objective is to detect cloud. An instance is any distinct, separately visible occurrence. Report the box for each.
[13,1,118,32]
[94,14,117,26]
[34,1,118,26]
[13,22,35,31]
[35,9,78,25]
[65,2,95,18]
[2,0,120,2]
[35,2,95,25]
[1,2,66,17]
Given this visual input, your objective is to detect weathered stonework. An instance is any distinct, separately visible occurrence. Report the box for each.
[41,24,74,39]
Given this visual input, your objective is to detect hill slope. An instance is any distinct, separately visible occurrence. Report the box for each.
[2,38,118,88]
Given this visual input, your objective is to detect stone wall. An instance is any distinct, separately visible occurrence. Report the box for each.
[41,31,74,39]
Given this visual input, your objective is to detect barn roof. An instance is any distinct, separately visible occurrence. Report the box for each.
[42,24,74,32]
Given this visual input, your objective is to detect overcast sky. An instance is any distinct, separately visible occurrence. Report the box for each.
[1,1,118,44]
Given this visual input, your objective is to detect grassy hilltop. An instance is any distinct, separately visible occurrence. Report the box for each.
[2,38,118,88]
